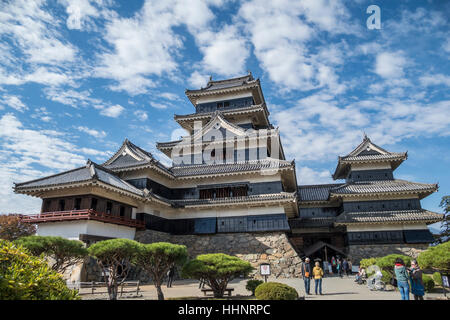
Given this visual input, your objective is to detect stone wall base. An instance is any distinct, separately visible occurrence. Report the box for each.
[134,230,303,280]
[348,243,429,264]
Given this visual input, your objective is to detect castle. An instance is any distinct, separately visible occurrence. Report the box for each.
[15,73,442,278]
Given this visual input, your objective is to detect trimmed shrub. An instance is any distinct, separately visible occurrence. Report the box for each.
[422,274,435,292]
[376,254,411,273]
[182,253,254,298]
[417,242,450,272]
[359,258,377,269]
[246,279,264,295]
[432,272,443,286]
[255,282,298,300]
[380,270,392,284]
[0,239,79,300]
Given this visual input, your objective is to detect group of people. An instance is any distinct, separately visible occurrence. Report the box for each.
[324,256,352,277]
[394,258,425,300]
[301,257,324,295]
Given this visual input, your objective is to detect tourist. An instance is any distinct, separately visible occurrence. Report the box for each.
[348,259,353,274]
[301,257,312,295]
[331,256,337,274]
[198,277,206,289]
[355,266,366,284]
[313,261,324,295]
[342,258,349,277]
[337,258,343,278]
[394,258,410,300]
[409,260,425,300]
[167,265,175,288]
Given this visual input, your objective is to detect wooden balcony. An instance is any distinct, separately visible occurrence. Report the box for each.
[20,209,145,230]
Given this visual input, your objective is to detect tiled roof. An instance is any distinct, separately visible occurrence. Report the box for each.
[335,209,443,224]
[330,179,437,196]
[298,184,344,201]
[104,154,149,169]
[172,192,296,207]
[341,153,407,162]
[171,158,294,177]
[174,104,268,121]
[186,74,255,93]
[15,161,144,196]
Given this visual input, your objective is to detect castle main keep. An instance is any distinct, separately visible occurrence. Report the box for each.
[14,73,442,279]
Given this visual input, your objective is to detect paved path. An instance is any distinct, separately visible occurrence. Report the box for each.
[80,276,447,300]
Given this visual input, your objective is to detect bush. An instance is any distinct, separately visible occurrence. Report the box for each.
[255,282,298,300]
[376,254,411,272]
[359,258,377,269]
[15,236,88,274]
[135,242,187,300]
[417,242,450,272]
[422,274,435,292]
[246,279,264,295]
[432,272,443,286]
[380,270,392,284]
[0,239,79,300]
[88,238,141,300]
[182,253,254,298]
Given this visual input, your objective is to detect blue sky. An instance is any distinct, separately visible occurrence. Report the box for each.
[0,0,449,225]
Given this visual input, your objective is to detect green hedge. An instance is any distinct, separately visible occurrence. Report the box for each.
[255,282,298,300]
[246,279,264,296]
[0,240,79,300]
[359,258,377,269]
[422,274,435,292]
[432,272,443,286]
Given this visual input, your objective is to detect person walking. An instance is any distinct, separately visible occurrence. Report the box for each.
[337,258,343,278]
[394,258,410,300]
[301,257,313,295]
[313,261,324,295]
[348,259,353,275]
[342,258,349,277]
[331,256,337,274]
[409,260,425,300]
[167,265,175,288]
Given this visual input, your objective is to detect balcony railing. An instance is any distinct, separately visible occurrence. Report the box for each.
[20,209,145,229]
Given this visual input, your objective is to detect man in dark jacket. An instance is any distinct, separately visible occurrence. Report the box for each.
[301,257,312,295]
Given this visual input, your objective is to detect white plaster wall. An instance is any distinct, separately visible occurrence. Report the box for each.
[350,163,392,171]
[36,221,136,240]
[346,223,429,232]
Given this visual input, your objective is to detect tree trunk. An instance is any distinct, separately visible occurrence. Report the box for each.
[156,283,164,300]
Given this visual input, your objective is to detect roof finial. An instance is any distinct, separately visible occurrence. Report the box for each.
[363,131,368,140]
[209,75,213,82]
[247,70,253,79]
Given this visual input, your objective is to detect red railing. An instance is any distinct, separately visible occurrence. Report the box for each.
[20,209,145,229]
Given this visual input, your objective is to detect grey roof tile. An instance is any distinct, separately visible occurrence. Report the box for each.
[335,209,443,224]
[298,184,344,201]
[330,179,437,195]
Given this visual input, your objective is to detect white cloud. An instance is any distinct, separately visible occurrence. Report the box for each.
[150,102,168,110]
[1,95,28,112]
[297,166,333,185]
[273,92,450,162]
[188,71,210,89]
[419,74,450,87]
[375,51,408,79]
[195,25,250,76]
[77,126,107,139]
[134,110,148,121]
[58,0,101,30]
[99,104,124,118]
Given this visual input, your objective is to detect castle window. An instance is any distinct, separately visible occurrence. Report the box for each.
[91,198,98,211]
[74,198,82,210]
[58,199,65,211]
[217,102,223,108]
[224,101,230,107]
[120,206,125,217]
[106,202,112,214]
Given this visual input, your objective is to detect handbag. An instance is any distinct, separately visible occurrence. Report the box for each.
[305,272,310,278]
[390,276,398,287]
